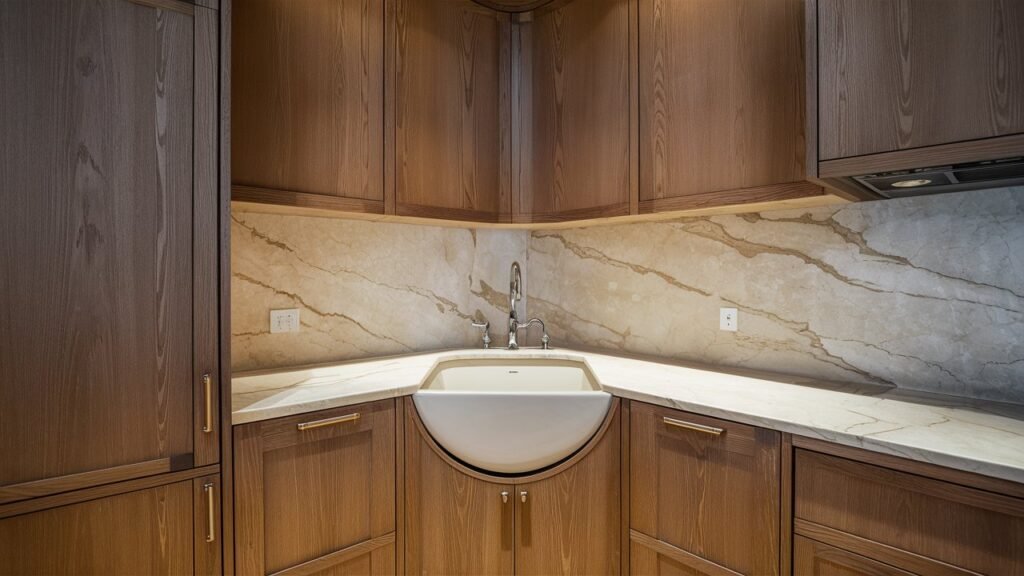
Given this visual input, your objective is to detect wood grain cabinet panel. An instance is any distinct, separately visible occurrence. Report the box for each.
[0,0,219,503]
[630,402,781,576]
[0,480,195,575]
[639,0,819,213]
[793,536,916,576]
[392,0,511,222]
[514,0,634,222]
[232,0,385,212]
[794,448,1024,576]
[234,400,396,576]
[817,0,1024,160]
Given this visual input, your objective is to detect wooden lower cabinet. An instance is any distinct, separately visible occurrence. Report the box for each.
[793,536,915,576]
[233,400,396,576]
[405,397,620,575]
[0,475,221,576]
[630,402,781,576]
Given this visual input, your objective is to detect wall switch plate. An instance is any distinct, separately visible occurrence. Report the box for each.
[720,308,738,332]
[270,308,300,333]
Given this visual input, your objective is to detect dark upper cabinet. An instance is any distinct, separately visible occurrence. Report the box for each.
[815,0,1024,162]
[232,0,386,214]
[513,0,635,223]
[0,0,220,505]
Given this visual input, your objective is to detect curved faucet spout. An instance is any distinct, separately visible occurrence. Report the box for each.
[508,262,522,349]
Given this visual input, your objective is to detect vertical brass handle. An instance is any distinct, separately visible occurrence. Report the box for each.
[203,482,216,543]
[202,374,213,434]
[520,491,528,503]
[501,491,509,504]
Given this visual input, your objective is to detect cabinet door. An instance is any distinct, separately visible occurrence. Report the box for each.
[405,401,514,575]
[639,0,816,212]
[514,0,634,223]
[234,400,396,576]
[793,536,917,576]
[0,480,196,575]
[0,0,217,504]
[392,0,511,223]
[630,403,780,576]
[515,406,621,575]
[817,0,1024,160]
[232,0,385,214]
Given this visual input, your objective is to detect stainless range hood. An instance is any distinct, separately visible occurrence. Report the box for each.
[850,157,1024,199]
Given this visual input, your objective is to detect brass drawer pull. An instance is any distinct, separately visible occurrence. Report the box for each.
[663,416,724,436]
[501,491,509,504]
[203,482,216,543]
[202,374,213,434]
[296,412,361,431]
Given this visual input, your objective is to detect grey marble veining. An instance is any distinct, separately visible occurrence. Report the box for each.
[527,188,1024,404]
[231,212,528,371]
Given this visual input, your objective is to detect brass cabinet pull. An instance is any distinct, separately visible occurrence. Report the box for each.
[663,416,724,436]
[296,412,361,431]
[501,491,509,504]
[520,491,528,503]
[202,374,213,434]
[203,482,216,543]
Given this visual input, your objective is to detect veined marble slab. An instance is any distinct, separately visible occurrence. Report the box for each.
[233,348,1024,484]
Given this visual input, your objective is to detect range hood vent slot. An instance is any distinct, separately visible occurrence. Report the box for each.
[850,157,1024,198]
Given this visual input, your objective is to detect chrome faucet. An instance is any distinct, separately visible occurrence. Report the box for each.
[505,261,550,350]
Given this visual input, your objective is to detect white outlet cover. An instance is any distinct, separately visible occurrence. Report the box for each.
[270,308,300,333]
[720,308,738,332]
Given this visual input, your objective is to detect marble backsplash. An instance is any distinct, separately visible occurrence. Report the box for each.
[231,212,527,372]
[527,188,1024,404]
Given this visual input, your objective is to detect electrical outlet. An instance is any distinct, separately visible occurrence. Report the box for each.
[720,308,738,332]
[270,308,300,333]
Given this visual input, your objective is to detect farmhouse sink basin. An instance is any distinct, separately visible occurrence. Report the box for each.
[412,358,612,474]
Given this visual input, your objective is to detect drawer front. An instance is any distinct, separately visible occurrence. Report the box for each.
[630,402,780,576]
[234,399,396,576]
[795,449,1024,576]
[794,536,916,576]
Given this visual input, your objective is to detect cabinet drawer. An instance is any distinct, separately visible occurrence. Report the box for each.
[630,402,780,576]
[794,536,916,576]
[234,399,396,576]
[794,449,1024,576]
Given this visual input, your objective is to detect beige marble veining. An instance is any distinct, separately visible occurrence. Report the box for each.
[232,212,528,371]
[527,188,1024,403]
[232,348,1024,484]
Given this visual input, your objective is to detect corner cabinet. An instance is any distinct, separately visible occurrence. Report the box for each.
[233,400,397,576]
[404,397,623,575]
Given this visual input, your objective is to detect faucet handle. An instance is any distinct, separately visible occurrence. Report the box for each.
[471,320,491,349]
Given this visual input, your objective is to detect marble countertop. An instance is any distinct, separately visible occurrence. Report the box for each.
[233,348,1024,484]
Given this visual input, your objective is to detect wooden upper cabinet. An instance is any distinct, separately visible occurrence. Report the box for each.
[233,400,396,576]
[0,0,219,504]
[233,0,385,213]
[639,0,820,213]
[392,0,511,222]
[817,0,1024,161]
[630,402,781,576]
[513,0,635,222]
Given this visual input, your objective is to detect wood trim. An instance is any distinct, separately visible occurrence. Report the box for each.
[394,203,502,224]
[269,533,396,576]
[805,0,818,179]
[383,0,397,215]
[794,519,981,576]
[499,12,513,223]
[193,0,218,10]
[619,399,631,576]
[232,419,265,576]
[513,202,631,224]
[792,436,1024,500]
[232,185,385,215]
[219,1,234,572]
[0,464,219,520]
[638,181,825,214]
[629,530,743,576]
[126,0,195,16]
[628,0,639,215]
[818,133,1024,178]
[0,458,177,505]
[780,433,794,576]
[405,396,621,485]
[395,399,406,576]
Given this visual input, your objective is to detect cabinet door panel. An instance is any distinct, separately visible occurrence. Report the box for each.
[0,481,194,575]
[639,0,809,208]
[232,0,385,203]
[818,0,1024,160]
[234,400,396,576]
[0,0,197,500]
[515,405,621,575]
[404,400,514,575]
[515,0,633,222]
[631,402,780,576]
[793,536,917,576]
[394,0,509,221]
